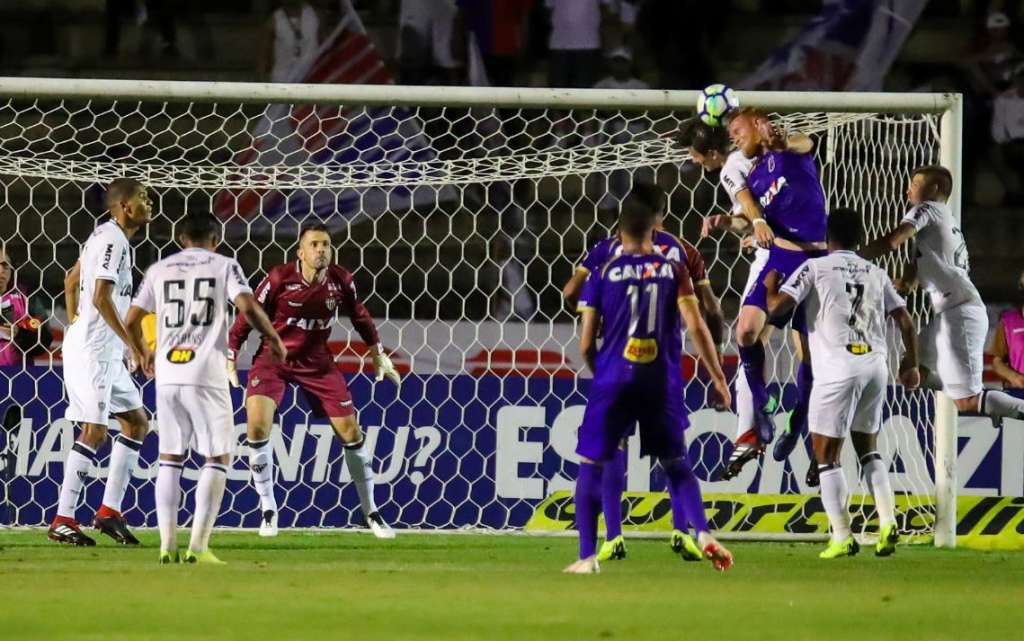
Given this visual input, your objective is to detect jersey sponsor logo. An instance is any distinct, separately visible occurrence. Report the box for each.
[287,301,303,307]
[758,176,788,209]
[607,261,674,282]
[623,337,658,363]
[845,343,872,355]
[285,284,303,291]
[101,243,114,270]
[166,347,196,363]
[285,317,332,331]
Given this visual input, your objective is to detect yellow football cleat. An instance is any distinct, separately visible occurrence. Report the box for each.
[670,530,703,562]
[819,536,860,559]
[182,549,227,565]
[597,535,626,561]
[875,522,899,557]
[159,550,179,564]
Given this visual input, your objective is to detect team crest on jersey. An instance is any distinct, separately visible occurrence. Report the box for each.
[326,296,336,312]
[286,284,303,291]
[167,347,196,363]
[767,155,775,173]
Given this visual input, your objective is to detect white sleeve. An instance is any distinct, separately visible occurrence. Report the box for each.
[882,275,907,314]
[95,229,128,282]
[225,259,253,303]
[779,261,816,305]
[719,156,748,199]
[131,267,157,313]
[899,203,934,232]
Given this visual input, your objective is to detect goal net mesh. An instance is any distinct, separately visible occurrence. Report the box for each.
[0,91,941,539]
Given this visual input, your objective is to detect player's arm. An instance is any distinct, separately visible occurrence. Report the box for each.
[562,267,589,310]
[860,222,917,260]
[578,307,598,373]
[785,133,814,155]
[92,280,144,362]
[678,296,730,408]
[763,270,797,319]
[764,262,815,322]
[685,247,724,354]
[234,292,287,363]
[988,319,1024,388]
[736,188,773,248]
[891,307,920,389]
[339,272,400,386]
[228,271,275,360]
[64,260,80,323]
[124,305,155,378]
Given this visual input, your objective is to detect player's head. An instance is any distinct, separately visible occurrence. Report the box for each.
[676,117,730,170]
[907,165,953,205]
[0,249,11,295]
[619,183,663,243]
[106,178,152,228]
[826,207,863,251]
[726,107,770,158]
[177,212,221,250]
[298,223,333,272]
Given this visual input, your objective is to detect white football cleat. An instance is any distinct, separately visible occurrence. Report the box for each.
[562,556,600,574]
[367,512,395,539]
[258,509,278,538]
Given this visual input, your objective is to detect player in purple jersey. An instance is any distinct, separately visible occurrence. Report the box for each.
[711,107,828,484]
[564,184,733,574]
[563,187,724,563]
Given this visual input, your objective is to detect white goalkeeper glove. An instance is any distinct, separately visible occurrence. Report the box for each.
[370,344,401,386]
[227,349,240,388]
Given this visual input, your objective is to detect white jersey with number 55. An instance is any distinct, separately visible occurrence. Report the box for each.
[900,200,981,313]
[780,251,906,384]
[131,247,252,388]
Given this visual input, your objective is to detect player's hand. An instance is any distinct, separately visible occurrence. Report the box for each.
[739,235,758,253]
[893,278,916,295]
[226,350,241,388]
[711,353,730,412]
[268,336,288,363]
[899,360,921,390]
[757,117,784,150]
[701,215,730,238]
[371,345,401,386]
[131,347,154,379]
[762,269,781,293]
[712,377,732,409]
[1005,372,1024,389]
[752,219,774,248]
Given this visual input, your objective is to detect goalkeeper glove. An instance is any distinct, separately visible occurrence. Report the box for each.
[370,344,401,386]
[227,349,240,388]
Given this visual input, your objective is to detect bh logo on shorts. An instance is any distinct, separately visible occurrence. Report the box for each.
[166,347,196,364]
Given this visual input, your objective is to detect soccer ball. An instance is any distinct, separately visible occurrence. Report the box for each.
[696,84,740,127]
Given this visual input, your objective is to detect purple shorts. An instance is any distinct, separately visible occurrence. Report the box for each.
[576,373,688,462]
[743,245,826,332]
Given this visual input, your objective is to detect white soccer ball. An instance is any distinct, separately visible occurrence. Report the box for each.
[696,84,740,127]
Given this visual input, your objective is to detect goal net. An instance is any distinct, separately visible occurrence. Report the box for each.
[0,79,960,544]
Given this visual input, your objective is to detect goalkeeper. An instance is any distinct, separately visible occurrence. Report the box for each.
[228,223,401,539]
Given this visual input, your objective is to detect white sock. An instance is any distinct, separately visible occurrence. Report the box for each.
[735,364,754,440]
[981,390,1024,420]
[56,442,96,520]
[248,438,277,513]
[190,463,228,553]
[156,461,183,553]
[819,465,851,542]
[344,440,378,517]
[860,452,896,527]
[101,434,143,513]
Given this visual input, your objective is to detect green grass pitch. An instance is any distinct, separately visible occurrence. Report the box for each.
[1,529,1021,641]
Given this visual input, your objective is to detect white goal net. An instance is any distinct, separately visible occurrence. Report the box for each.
[0,79,960,544]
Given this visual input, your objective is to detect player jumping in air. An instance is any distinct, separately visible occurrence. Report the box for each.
[126,212,286,564]
[765,208,920,558]
[562,182,723,563]
[48,178,154,546]
[228,223,400,538]
[565,184,733,575]
[861,165,1024,424]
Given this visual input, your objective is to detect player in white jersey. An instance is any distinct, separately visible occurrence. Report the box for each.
[125,212,286,564]
[765,208,921,559]
[48,179,155,547]
[862,165,1024,424]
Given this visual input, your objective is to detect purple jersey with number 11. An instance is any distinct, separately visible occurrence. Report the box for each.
[575,252,696,461]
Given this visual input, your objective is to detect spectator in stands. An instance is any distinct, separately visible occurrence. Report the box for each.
[592,47,650,213]
[966,11,1022,96]
[990,62,1024,202]
[593,46,647,91]
[398,0,464,85]
[104,0,179,59]
[456,0,534,87]
[545,0,614,88]
[263,0,320,82]
[989,269,1024,389]
[0,250,28,367]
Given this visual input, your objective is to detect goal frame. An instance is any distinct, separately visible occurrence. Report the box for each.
[0,77,963,547]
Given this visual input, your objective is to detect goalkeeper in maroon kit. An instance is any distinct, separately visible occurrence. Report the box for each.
[228,224,401,538]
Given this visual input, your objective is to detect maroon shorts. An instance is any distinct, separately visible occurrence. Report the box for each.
[246,360,355,418]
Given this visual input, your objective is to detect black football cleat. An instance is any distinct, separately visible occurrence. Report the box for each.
[94,509,140,545]
[48,520,97,546]
[716,442,764,481]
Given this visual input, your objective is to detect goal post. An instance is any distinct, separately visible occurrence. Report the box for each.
[0,77,962,544]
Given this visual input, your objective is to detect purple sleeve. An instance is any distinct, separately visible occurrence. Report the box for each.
[577,272,601,312]
[579,239,611,274]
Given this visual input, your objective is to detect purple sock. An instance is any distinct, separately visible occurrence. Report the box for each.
[663,456,709,534]
[791,361,813,434]
[601,449,626,540]
[738,342,769,411]
[575,462,603,559]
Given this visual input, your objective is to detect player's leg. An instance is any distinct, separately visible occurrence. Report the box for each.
[850,362,897,556]
[719,325,775,481]
[154,385,190,562]
[596,441,627,561]
[183,454,229,565]
[183,385,235,565]
[736,304,776,443]
[329,413,393,539]
[774,329,813,464]
[811,379,859,559]
[245,393,280,536]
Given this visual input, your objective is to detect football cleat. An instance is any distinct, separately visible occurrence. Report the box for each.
[258,509,278,538]
[754,395,780,445]
[772,412,804,461]
[805,463,820,488]
[875,522,900,557]
[562,556,600,574]
[93,508,140,545]
[716,442,764,481]
[159,550,180,564]
[47,520,96,546]
[669,530,703,562]
[367,512,396,539]
[819,536,860,559]
[597,535,627,561]
[182,549,226,565]
[698,533,733,571]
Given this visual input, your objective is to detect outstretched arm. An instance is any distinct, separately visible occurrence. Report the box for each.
[860,222,917,261]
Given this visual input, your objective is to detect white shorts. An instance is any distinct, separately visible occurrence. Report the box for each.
[920,302,987,400]
[64,358,143,425]
[399,0,458,69]
[741,248,771,300]
[808,360,887,439]
[156,384,236,458]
